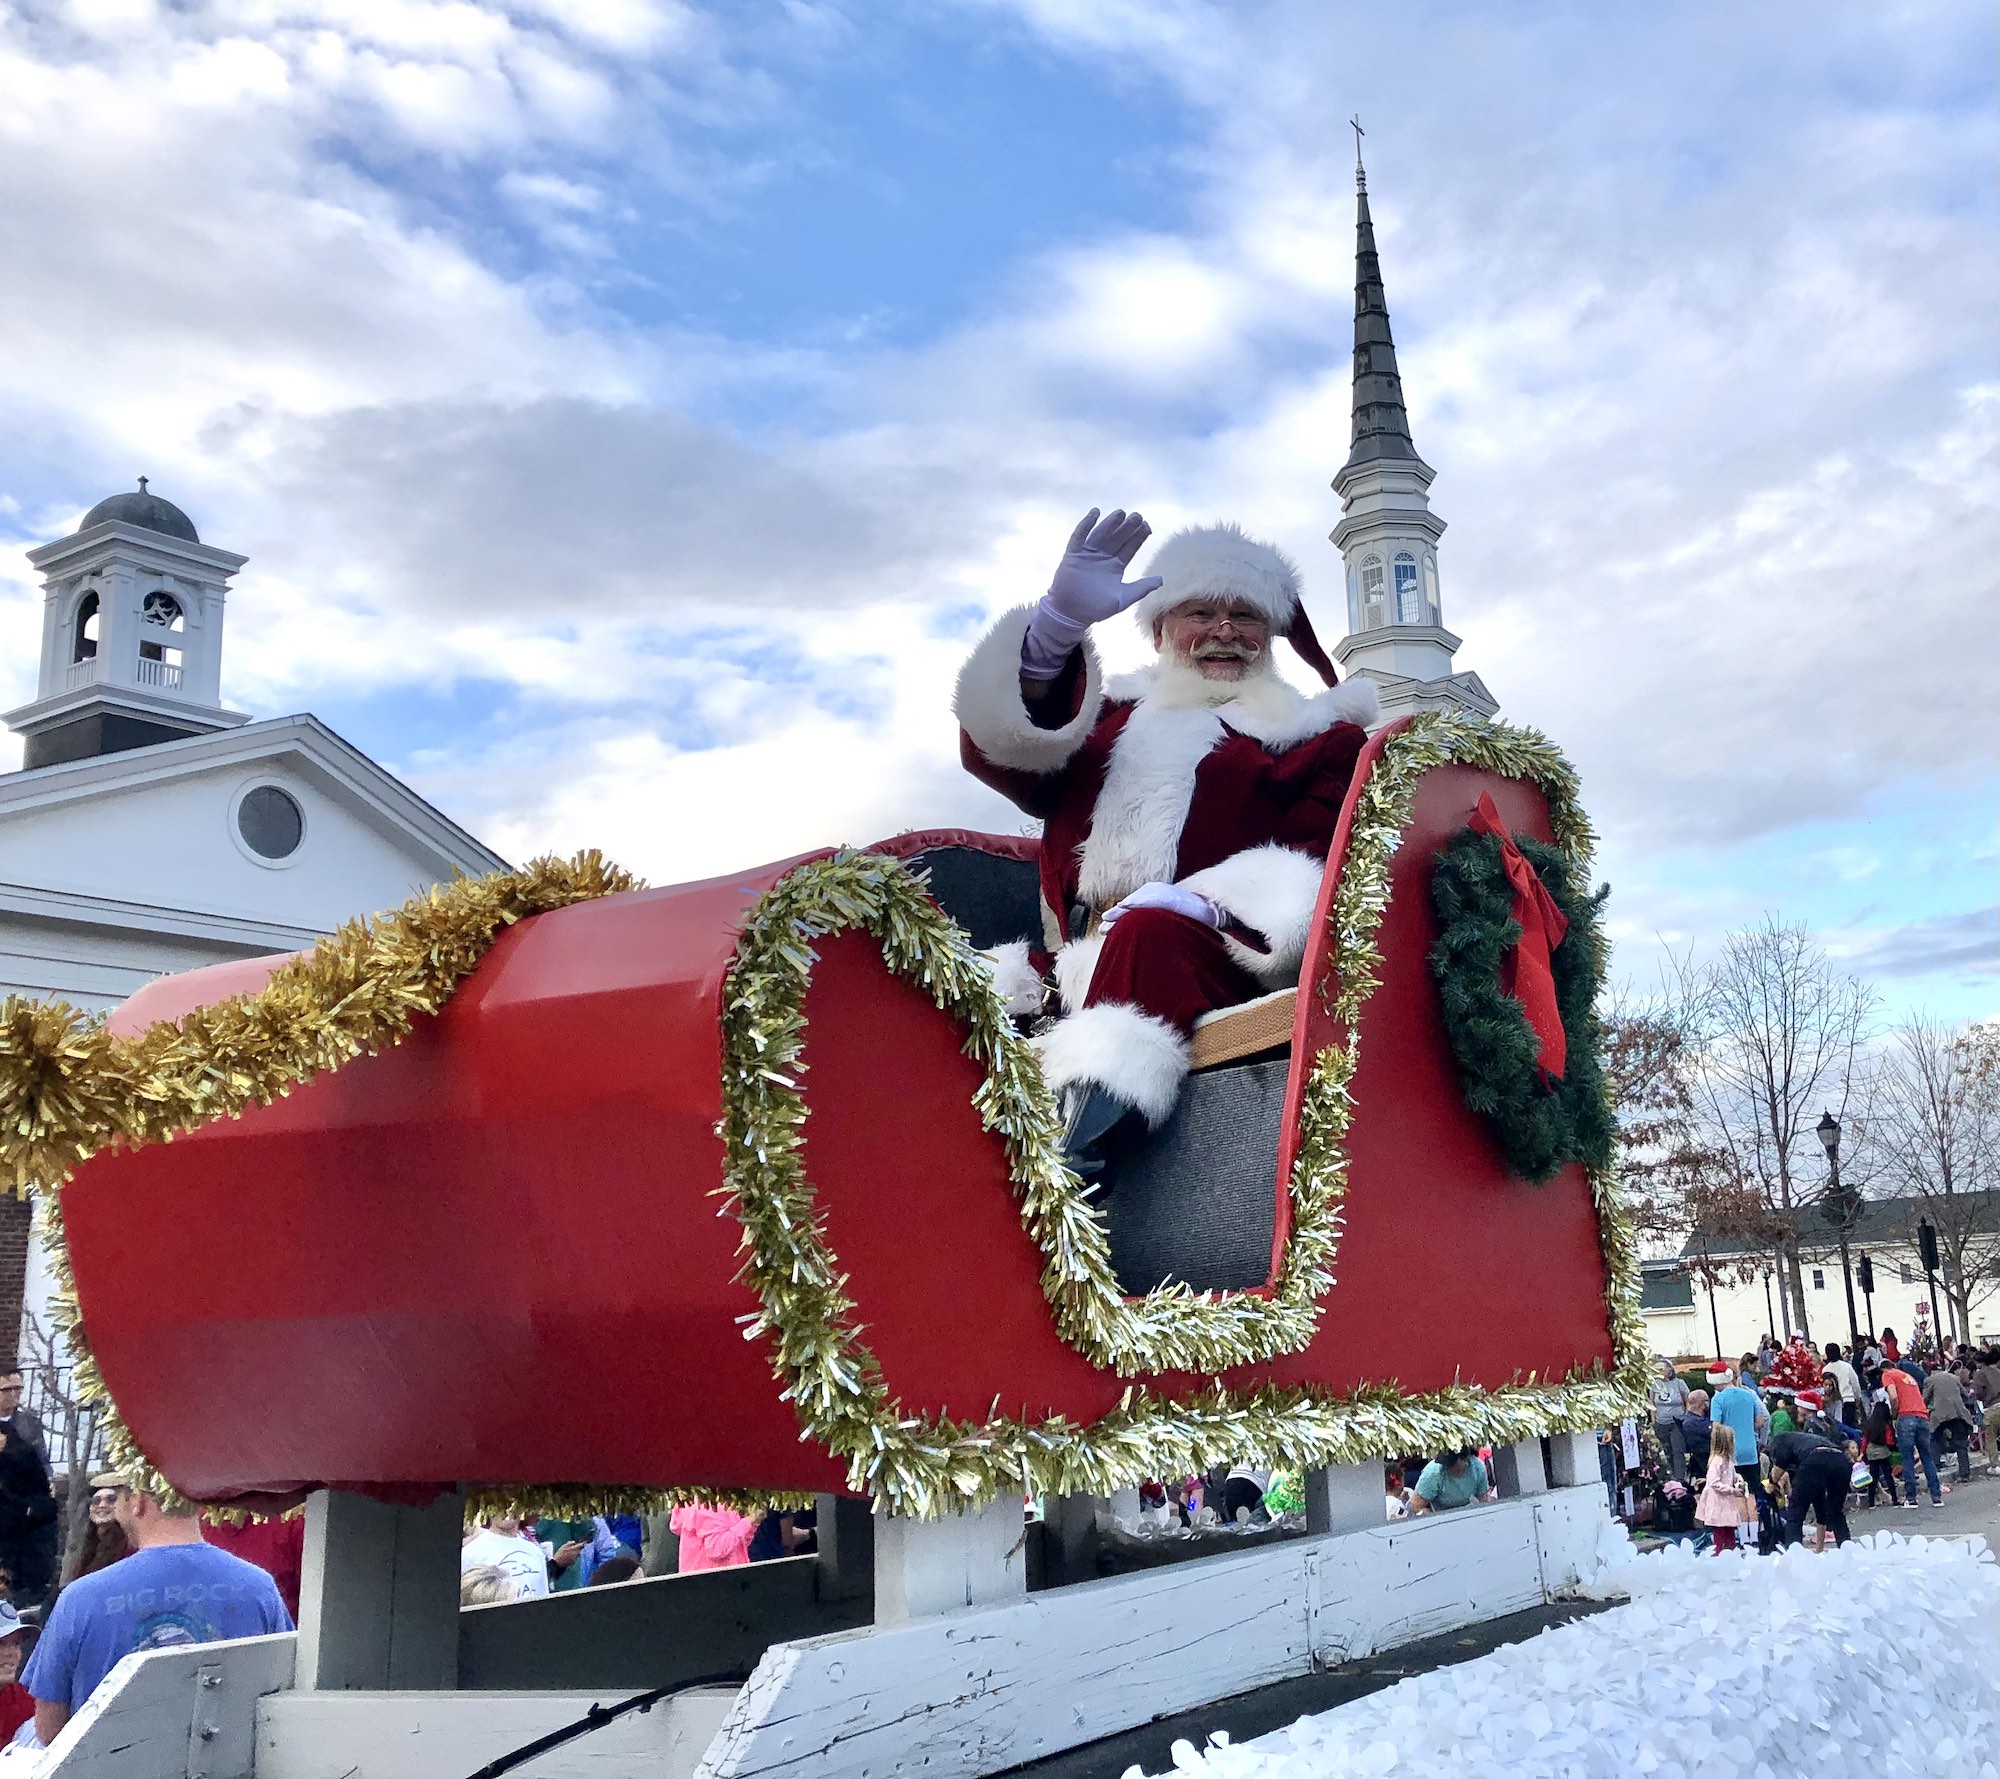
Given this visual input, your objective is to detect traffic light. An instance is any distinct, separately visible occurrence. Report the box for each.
[1918,1220,1940,1276]
[1856,1253,1874,1295]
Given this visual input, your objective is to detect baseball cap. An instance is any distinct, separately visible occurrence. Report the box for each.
[0,1601,22,1638]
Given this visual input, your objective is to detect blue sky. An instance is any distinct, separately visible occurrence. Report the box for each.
[366,6,1193,357]
[0,0,1992,1023]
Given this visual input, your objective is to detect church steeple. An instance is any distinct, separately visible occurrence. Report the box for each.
[1342,162,1426,475]
[1331,139,1497,723]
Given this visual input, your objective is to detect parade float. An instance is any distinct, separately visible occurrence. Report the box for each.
[0,166,1649,1779]
[0,713,1646,1779]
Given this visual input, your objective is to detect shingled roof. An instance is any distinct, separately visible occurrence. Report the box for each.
[1677,1191,2000,1262]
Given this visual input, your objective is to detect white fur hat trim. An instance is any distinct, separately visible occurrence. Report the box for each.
[1133,523,1302,635]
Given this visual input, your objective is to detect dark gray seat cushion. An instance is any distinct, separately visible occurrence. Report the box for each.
[906,846,1042,951]
[1107,1059,1286,1295]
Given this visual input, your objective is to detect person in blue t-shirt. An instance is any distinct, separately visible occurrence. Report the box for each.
[1708,1367,1771,1530]
[23,1477,291,1748]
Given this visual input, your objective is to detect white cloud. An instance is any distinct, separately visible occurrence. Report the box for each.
[0,0,1992,1011]
[1033,242,1250,382]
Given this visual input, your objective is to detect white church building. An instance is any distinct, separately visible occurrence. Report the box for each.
[0,483,507,1344]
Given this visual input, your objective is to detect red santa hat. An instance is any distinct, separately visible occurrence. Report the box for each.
[1705,1362,1732,1387]
[1134,523,1342,688]
[1795,1389,1823,1413]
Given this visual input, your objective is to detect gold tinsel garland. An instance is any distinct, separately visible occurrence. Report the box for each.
[713,714,1650,1515]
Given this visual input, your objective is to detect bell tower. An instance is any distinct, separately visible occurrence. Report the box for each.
[5,481,250,771]
[1330,146,1497,722]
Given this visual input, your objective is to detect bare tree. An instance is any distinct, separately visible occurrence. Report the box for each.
[1665,919,1877,1341]
[1602,996,1778,1357]
[1859,1017,2000,1344]
[1602,999,1706,1256]
[15,1308,109,1584]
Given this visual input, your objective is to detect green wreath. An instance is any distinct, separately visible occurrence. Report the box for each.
[1428,827,1614,1183]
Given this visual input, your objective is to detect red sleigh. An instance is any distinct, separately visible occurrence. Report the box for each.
[55,717,1634,1513]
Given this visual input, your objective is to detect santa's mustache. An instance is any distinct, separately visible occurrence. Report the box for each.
[1190,638,1261,660]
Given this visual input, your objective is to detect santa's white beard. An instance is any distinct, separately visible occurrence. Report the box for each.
[1147,647,1278,711]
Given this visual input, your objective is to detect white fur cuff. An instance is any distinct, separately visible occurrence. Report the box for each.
[1178,844,1326,988]
[1051,933,1104,1014]
[954,605,1104,775]
[978,940,1046,1021]
[1032,1001,1190,1128]
[1323,675,1379,729]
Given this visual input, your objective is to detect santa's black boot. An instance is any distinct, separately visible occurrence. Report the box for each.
[1059,1085,1144,1192]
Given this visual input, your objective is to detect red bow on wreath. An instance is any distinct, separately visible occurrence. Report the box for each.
[1467,792,1570,1083]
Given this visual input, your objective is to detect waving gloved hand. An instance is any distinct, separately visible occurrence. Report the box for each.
[1100,881,1222,931]
[1021,508,1164,679]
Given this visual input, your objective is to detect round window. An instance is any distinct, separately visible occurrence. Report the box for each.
[237,785,304,860]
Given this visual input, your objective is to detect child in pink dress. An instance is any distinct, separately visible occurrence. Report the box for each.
[1694,1423,1750,1552]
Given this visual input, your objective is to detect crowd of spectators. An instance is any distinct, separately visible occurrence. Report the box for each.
[457,1502,820,1605]
[1619,1332,1999,1554]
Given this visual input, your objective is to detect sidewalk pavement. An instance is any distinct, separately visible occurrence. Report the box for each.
[1846,1458,2000,1540]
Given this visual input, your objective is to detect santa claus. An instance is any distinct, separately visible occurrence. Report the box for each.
[955,507,1378,1180]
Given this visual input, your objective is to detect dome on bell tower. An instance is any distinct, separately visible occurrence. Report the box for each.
[76,478,200,544]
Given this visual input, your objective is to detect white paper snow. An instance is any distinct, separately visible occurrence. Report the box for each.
[1129,1533,2000,1779]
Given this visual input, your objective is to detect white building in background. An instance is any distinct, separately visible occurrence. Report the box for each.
[0,483,507,1339]
[1637,1195,2000,1363]
[1330,162,1497,723]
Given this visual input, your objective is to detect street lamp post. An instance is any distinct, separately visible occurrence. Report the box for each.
[1816,1111,1863,1354]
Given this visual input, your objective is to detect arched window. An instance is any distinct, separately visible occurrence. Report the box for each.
[1359,555,1386,629]
[141,590,184,630]
[136,590,185,687]
[71,592,99,663]
[1394,552,1422,624]
[1422,554,1441,625]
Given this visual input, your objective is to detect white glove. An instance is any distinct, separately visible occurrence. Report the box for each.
[1101,881,1222,930]
[1021,507,1164,678]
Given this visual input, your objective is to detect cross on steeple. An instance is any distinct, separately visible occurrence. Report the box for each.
[1350,115,1366,189]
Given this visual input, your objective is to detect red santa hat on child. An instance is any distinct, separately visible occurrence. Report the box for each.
[1135,523,1343,688]
[1795,1389,1823,1413]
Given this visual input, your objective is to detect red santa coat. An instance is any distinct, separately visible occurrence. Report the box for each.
[954,605,1376,1011]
